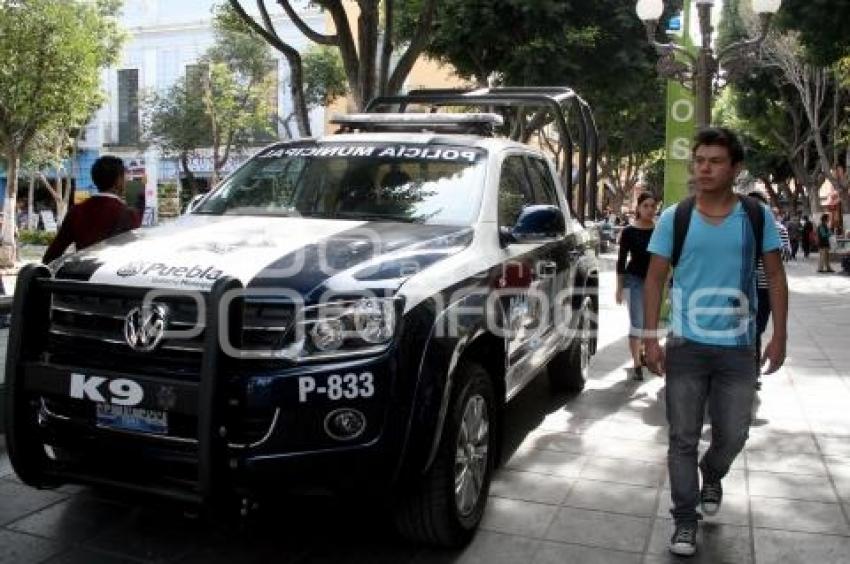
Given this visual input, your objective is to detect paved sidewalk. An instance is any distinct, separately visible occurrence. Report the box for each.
[1,255,849,563]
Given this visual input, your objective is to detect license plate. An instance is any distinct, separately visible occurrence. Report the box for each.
[96,404,168,435]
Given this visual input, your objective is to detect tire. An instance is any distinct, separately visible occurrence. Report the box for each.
[548,303,593,393]
[394,361,497,547]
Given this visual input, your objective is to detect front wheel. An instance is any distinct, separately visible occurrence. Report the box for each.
[394,361,496,547]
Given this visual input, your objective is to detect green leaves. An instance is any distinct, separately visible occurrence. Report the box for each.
[303,46,348,108]
[0,0,123,153]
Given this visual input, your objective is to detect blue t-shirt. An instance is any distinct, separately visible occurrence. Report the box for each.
[648,201,781,347]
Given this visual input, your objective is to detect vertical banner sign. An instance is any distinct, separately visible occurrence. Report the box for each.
[663,1,697,208]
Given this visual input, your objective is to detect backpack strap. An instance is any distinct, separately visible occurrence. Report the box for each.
[670,196,696,268]
[738,195,764,264]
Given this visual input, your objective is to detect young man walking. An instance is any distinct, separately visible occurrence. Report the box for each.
[43,156,140,264]
[643,128,788,557]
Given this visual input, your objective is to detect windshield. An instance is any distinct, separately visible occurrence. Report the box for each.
[194,142,487,226]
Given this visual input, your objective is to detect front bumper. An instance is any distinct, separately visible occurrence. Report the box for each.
[4,266,408,504]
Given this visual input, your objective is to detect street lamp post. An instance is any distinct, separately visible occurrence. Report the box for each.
[636,0,782,129]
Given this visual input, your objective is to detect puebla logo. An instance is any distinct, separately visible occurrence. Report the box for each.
[117,262,146,277]
[116,261,224,283]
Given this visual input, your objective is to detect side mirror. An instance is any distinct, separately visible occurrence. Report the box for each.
[507,205,565,244]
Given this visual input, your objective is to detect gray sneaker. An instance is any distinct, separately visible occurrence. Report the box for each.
[670,522,697,556]
[701,481,723,516]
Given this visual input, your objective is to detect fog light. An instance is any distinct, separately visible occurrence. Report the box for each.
[324,408,367,441]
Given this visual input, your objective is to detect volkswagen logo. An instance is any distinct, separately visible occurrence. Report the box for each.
[124,304,169,352]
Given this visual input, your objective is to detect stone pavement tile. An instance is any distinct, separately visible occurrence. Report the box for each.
[291,539,419,564]
[0,529,65,564]
[489,469,573,506]
[504,448,587,478]
[564,480,657,517]
[517,429,589,454]
[578,456,664,488]
[83,506,207,562]
[0,479,68,526]
[0,451,11,478]
[532,540,641,564]
[44,548,145,564]
[818,435,850,459]
[808,417,850,437]
[750,497,849,535]
[745,450,827,476]
[747,470,838,502]
[754,528,850,564]
[656,493,750,527]
[411,530,540,564]
[646,519,751,564]
[749,416,810,434]
[592,436,668,463]
[745,428,819,454]
[824,459,850,502]
[584,420,668,444]
[661,469,747,496]
[542,507,651,553]
[7,497,130,544]
[479,497,558,538]
[538,412,601,435]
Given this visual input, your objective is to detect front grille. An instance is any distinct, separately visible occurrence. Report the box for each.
[46,288,205,378]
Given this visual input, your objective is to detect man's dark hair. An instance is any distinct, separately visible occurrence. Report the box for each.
[91,156,126,192]
[692,127,745,165]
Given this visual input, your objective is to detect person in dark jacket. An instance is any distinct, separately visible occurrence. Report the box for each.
[43,156,140,264]
[816,213,835,273]
[801,215,814,258]
[616,191,657,381]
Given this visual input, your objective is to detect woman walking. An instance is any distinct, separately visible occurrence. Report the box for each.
[801,215,814,258]
[616,191,657,381]
[817,214,835,273]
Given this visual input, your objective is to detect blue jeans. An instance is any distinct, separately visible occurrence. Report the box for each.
[623,274,645,338]
[665,337,757,524]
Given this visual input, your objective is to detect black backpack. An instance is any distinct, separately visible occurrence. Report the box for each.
[670,195,765,268]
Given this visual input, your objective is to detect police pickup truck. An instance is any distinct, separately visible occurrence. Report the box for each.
[5,89,600,547]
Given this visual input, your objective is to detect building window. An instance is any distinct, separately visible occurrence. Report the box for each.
[117,69,140,145]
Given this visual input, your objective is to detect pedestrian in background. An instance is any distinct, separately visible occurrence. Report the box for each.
[801,215,814,258]
[643,128,787,557]
[786,213,801,260]
[616,191,657,381]
[773,207,791,261]
[749,193,771,392]
[817,213,835,273]
[43,156,140,264]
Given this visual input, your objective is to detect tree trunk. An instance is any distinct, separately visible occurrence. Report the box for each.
[357,0,379,109]
[1,151,20,266]
[27,175,35,230]
[180,152,198,196]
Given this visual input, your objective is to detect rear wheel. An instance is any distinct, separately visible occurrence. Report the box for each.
[394,361,496,547]
[548,302,594,393]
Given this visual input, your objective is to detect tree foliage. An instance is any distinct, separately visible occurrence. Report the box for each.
[226,0,438,136]
[303,45,348,108]
[0,0,123,265]
[777,0,850,66]
[145,12,276,190]
[396,0,665,210]
[717,0,849,214]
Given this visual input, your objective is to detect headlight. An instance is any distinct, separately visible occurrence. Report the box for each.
[240,297,398,361]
